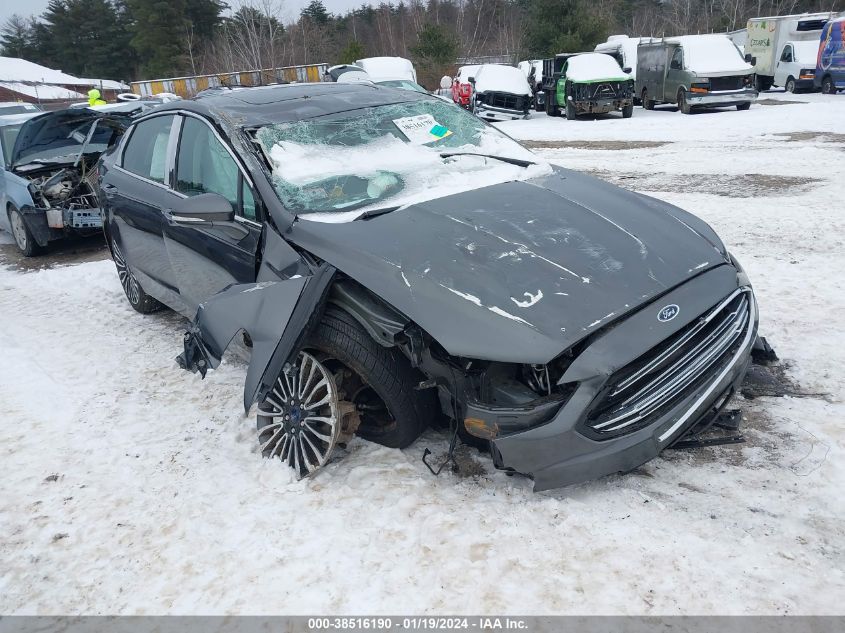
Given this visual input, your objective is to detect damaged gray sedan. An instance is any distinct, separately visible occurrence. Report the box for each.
[100,83,758,490]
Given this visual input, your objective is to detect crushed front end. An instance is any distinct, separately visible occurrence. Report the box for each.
[570,80,634,115]
[468,266,757,490]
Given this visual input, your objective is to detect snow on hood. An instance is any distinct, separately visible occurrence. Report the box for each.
[566,53,628,81]
[456,65,480,82]
[474,65,531,95]
[667,34,753,75]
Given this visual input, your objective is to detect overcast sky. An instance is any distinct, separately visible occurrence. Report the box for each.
[0,0,365,29]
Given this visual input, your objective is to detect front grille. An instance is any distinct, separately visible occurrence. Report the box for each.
[709,76,743,91]
[482,91,528,111]
[584,289,752,439]
[572,81,631,100]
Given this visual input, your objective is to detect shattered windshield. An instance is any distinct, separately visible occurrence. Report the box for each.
[254,99,550,222]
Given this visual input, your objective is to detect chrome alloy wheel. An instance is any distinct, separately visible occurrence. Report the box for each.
[257,351,341,479]
[112,240,141,305]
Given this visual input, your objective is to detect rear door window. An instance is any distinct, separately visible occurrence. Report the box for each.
[122,115,174,183]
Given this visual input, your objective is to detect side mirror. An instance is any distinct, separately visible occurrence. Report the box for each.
[468,77,475,84]
[623,67,632,74]
[744,54,756,65]
[170,192,234,224]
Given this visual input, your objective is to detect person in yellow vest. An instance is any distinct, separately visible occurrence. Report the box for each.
[87,89,107,106]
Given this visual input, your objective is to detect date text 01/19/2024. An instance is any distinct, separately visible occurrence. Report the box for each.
[307,617,529,630]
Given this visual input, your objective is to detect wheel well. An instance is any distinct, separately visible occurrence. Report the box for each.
[326,279,410,348]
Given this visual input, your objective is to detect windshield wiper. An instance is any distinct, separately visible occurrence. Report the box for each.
[355,205,402,221]
[439,152,535,168]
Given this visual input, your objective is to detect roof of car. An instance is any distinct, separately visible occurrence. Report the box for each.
[149,82,429,127]
[0,112,42,127]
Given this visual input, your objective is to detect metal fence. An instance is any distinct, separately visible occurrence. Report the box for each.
[130,63,328,99]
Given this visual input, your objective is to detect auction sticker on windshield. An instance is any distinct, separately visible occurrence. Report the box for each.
[393,114,452,145]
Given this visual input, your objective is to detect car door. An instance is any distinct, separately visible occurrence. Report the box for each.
[163,114,262,315]
[775,44,793,86]
[665,46,684,102]
[103,113,190,313]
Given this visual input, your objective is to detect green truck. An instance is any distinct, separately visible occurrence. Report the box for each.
[541,52,635,120]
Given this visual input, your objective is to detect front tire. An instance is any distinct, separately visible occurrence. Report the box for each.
[565,99,576,120]
[8,207,40,257]
[622,103,634,118]
[785,77,796,93]
[822,76,836,94]
[111,239,163,314]
[736,102,751,111]
[678,89,691,114]
[306,308,435,449]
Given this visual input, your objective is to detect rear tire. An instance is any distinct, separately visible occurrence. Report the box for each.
[8,207,41,257]
[642,88,654,110]
[622,103,634,118]
[307,308,435,449]
[785,77,796,93]
[678,89,691,114]
[111,239,163,314]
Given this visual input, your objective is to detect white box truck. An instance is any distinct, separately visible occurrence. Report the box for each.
[745,12,836,91]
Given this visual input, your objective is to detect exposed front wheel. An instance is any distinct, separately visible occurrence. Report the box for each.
[622,103,634,118]
[785,77,796,93]
[8,207,40,257]
[257,308,436,478]
[678,89,691,114]
[111,239,163,313]
[565,100,576,120]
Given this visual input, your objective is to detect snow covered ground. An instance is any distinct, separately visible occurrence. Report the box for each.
[1,91,843,615]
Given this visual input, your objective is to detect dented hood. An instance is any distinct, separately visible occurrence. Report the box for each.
[289,166,730,364]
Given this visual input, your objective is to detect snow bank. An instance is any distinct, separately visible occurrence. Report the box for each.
[667,34,753,75]
[566,53,628,81]
[474,64,531,95]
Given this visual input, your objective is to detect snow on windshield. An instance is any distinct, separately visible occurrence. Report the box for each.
[474,65,531,95]
[566,53,627,81]
[669,35,752,75]
[255,100,549,223]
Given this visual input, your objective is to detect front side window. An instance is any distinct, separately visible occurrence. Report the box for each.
[254,98,548,221]
[780,46,793,62]
[123,115,173,183]
[670,48,684,70]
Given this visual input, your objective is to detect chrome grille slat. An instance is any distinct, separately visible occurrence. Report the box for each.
[614,298,748,410]
[596,307,749,431]
[587,289,752,437]
[612,287,747,397]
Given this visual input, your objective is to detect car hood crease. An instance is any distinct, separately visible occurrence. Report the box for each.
[288,167,729,364]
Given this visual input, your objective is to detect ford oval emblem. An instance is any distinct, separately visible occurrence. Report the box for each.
[658,304,680,322]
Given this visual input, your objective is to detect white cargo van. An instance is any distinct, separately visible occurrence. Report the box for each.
[745,12,836,90]
[355,57,417,83]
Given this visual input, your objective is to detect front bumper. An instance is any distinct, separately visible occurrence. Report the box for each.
[475,104,529,121]
[573,97,633,114]
[490,267,758,491]
[686,88,757,108]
